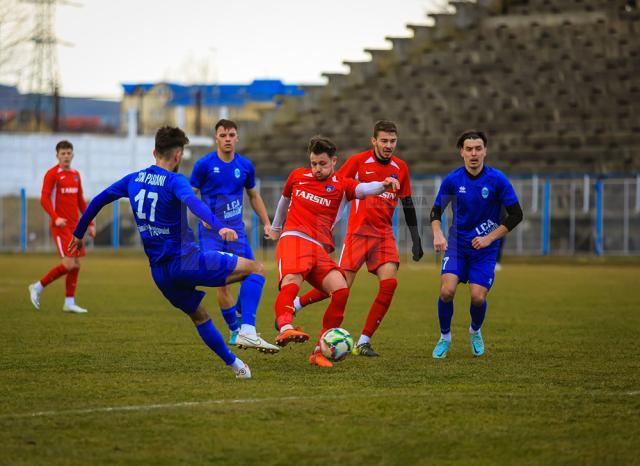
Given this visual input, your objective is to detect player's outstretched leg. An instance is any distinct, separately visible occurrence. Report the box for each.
[433,274,458,359]
[189,303,250,379]
[469,285,488,357]
[295,288,329,314]
[225,258,279,354]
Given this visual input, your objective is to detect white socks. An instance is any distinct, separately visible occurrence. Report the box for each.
[230,358,245,371]
[293,297,302,311]
[469,326,480,334]
[357,335,371,346]
[240,324,256,335]
[65,297,75,306]
[441,332,452,342]
[280,324,293,332]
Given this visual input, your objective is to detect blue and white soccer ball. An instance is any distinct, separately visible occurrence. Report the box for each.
[320,328,354,361]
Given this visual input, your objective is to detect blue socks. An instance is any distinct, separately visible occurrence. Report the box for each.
[196,319,236,365]
[470,301,487,332]
[220,305,240,332]
[238,274,265,328]
[438,298,454,335]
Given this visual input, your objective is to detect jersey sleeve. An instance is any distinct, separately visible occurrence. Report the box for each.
[244,159,256,190]
[337,155,359,179]
[282,170,297,197]
[497,172,519,206]
[189,158,206,190]
[343,177,359,201]
[73,174,130,239]
[398,163,412,199]
[173,174,224,232]
[40,169,58,221]
[434,175,454,209]
[76,173,94,226]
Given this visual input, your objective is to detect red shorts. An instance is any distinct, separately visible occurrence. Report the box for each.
[338,233,399,274]
[51,225,85,258]
[276,235,343,290]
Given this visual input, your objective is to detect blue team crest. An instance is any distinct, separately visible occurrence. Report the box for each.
[234,168,241,178]
[482,187,489,199]
[325,185,335,193]
[390,173,398,179]
[74,175,78,182]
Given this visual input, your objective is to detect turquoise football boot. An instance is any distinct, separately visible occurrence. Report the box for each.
[470,330,485,357]
[432,338,450,359]
[228,329,239,346]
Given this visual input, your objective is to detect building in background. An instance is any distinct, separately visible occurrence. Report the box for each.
[120,80,306,136]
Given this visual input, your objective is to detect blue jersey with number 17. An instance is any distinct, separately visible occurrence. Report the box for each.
[99,165,200,264]
[190,151,255,232]
[434,166,519,251]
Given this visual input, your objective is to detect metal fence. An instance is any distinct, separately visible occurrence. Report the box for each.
[3,175,639,256]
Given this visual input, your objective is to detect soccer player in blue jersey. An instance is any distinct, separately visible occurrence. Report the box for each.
[68,126,278,380]
[190,119,274,349]
[430,130,523,358]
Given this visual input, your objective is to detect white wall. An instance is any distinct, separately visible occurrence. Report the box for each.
[0,133,212,197]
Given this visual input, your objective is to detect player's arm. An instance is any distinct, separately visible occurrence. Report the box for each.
[401,196,424,261]
[76,176,96,238]
[173,176,236,242]
[246,187,272,234]
[430,177,453,253]
[354,177,400,199]
[69,176,129,254]
[266,195,290,240]
[40,170,65,227]
[471,203,523,250]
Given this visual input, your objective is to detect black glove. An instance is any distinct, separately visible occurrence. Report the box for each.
[411,235,424,262]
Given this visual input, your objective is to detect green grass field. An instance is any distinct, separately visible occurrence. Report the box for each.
[1,253,639,465]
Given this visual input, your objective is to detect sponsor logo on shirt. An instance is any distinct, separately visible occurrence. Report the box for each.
[234,168,241,178]
[475,219,499,236]
[294,189,331,206]
[378,192,397,200]
[458,186,466,194]
[61,187,78,194]
[482,187,489,199]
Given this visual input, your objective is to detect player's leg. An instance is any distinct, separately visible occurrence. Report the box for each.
[275,273,310,346]
[28,231,70,310]
[294,270,356,313]
[466,249,496,357]
[432,273,460,359]
[309,268,350,368]
[216,286,240,343]
[62,256,88,314]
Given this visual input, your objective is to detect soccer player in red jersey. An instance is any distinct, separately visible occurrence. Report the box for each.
[294,121,424,357]
[265,136,400,367]
[28,140,95,313]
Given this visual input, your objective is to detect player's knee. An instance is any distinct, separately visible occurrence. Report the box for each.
[189,306,211,326]
[470,295,486,307]
[440,286,456,302]
[331,287,349,304]
[249,260,265,276]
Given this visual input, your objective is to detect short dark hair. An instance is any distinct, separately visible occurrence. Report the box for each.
[456,130,488,149]
[155,126,189,158]
[55,140,73,152]
[214,119,238,132]
[308,136,337,157]
[373,120,398,138]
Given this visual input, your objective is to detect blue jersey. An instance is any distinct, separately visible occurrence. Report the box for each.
[434,166,519,251]
[96,165,207,264]
[190,151,255,232]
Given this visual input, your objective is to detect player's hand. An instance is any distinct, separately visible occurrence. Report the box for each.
[219,228,238,242]
[382,177,400,192]
[201,221,211,230]
[433,232,448,253]
[472,236,493,250]
[412,237,424,261]
[264,225,281,241]
[55,217,67,228]
[67,236,82,256]
[88,225,96,238]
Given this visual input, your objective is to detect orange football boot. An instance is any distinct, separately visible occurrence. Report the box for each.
[309,351,333,367]
[275,326,310,347]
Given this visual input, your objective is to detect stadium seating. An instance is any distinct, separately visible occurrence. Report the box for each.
[242,0,640,175]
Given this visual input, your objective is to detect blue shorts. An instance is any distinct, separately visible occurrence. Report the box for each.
[440,243,498,290]
[151,249,239,314]
[199,228,254,260]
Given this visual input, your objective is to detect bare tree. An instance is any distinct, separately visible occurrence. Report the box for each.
[0,0,31,85]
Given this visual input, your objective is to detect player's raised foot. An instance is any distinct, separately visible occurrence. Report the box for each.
[28,283,41,310]
[352,342,380,357]
[470,330,485,357]
[275,326,310,347]
[432,338,451,359]
[235,333,280,354]
[309,350,333,368]
[62,303,88,314]
[233,363,252,379]
[228,329,239,346]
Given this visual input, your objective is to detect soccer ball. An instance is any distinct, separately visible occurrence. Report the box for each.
[320,328,354,362]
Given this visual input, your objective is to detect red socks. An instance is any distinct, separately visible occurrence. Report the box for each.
[300,288,329,307]
[362,278,397,338]
[40,264,69,287]
[66,268,79,298]
[320,287,350,338]
[275,283,300,330]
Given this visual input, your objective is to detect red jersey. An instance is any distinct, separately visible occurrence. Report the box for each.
[338,149,411,238]
[282,168,358,252]
[41,165,89,227]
